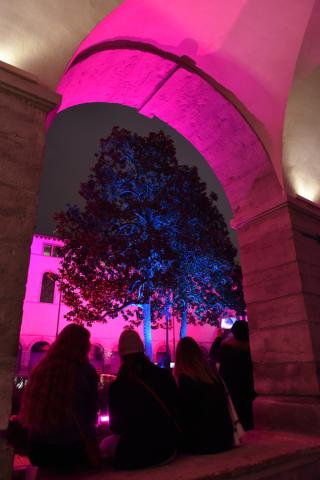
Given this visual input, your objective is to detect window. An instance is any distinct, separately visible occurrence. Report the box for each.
[43,244,52,256]
[43,244,62,257]
[52,246,62,257]
[29,342,50,372]
[40,272,55,303]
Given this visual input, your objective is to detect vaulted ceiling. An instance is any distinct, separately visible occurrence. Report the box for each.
[0,0,122,88]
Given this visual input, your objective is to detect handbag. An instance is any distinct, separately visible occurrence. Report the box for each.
[219,378,245,446]
[225,391,245,446]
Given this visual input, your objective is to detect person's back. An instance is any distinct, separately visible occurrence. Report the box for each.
[107,330,179,470]
[28,361,98,467]
[109,359,178,469]
[175,337,233,455]
[178,374,233,454]
[219,321,255,431]
[20,324,98,468]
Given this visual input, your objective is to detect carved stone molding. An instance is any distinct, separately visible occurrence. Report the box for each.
[0,61,60,112]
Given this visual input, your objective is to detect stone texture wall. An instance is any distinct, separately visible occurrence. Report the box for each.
[236,195,320,433]
[0,61,60,480]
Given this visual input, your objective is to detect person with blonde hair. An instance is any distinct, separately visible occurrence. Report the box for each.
[20,324,98,468]
[174,336,233,454]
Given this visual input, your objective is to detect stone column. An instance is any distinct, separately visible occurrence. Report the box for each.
[235,195,320,434]
[0,61,60,480]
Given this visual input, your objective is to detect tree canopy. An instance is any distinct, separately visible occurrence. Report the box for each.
[55,127,245,357]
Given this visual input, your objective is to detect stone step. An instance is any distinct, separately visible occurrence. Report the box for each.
[11,430,320,480]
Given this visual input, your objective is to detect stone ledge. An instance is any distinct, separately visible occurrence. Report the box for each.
[0,61,60,112]
[13,431,320,480]
[254,396,320,435]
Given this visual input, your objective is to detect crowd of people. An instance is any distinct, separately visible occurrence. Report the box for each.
[17,321,255,471]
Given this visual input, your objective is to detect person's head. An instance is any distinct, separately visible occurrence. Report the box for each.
[231,320,249,342]
[46,323,91,363]
[118,329,144,358]
[174,336,216,385]
[20,324,91,432]
[117,329,148,375]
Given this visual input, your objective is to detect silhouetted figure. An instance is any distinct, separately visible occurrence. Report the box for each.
[20,324,98,468]
[219,321,255,431]
[101,330,179,469]
[208,327,230,368]
[174,337,233,454]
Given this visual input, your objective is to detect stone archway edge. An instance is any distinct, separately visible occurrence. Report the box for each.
[63,39,270,165]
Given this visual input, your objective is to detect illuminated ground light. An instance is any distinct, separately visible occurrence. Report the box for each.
[98,414,110,424]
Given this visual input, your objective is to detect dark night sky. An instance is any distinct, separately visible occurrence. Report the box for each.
[37,103,237,250]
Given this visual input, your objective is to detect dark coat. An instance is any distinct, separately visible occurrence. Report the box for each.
[177,375,234,454]
[28,362,98,467]
[109,361,179,470]
[219,338,255,430]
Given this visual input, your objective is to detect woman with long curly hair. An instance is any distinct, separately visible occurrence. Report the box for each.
[174,337,233,454]
[20,324,98,468]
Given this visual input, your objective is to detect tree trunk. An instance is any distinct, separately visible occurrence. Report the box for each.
[165,294,171,368]
[180,303,187,338]
[142,301,153,360]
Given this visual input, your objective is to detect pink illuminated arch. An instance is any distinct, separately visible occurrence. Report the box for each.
[53,0,287,222]
[54,46,282,217]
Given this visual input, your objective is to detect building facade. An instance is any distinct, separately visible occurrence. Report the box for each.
[18,234,220,375]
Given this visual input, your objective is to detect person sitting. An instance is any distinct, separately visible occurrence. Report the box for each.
[100,329,179,469]
[174,336,234,454]
[219,320,256,431]
[19,324,99,468]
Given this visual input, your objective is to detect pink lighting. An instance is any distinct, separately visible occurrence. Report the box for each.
[99,415,110,424]
[51,0,295,221]
[18,235,222,372]
[56,0,316,191]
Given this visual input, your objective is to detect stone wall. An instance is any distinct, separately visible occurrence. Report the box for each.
[0,61,60,480]
[236,195,320,434]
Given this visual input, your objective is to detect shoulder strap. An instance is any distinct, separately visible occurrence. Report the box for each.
[135,377,182,433]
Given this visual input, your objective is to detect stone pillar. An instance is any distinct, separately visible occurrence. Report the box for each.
[0,61,60,479]
[235,195,320,434]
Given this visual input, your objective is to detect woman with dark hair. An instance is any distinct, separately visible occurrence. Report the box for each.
[100,330,179,470]
[174,337,233,454]
[20,324,98,468]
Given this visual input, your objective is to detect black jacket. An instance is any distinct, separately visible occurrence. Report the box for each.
[109,361,179,469]
[219,338,255,430]
[178,374,233,454]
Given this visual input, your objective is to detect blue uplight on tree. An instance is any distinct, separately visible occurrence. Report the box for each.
[54,127,245,359]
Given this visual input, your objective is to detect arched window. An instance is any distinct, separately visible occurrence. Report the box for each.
[156,345,171,368]
[40,272,55,303]
[28,341,50,372]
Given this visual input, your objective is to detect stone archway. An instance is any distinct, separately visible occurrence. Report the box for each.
[53,39,320,434]
[2,3,320,476]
